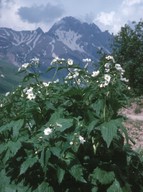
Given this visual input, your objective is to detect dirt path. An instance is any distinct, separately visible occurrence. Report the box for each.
[120,100,143,149]
[125,114,143,121]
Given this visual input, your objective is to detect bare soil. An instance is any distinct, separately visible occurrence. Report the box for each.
[121,99,143,149]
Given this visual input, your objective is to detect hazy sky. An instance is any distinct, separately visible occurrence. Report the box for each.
[0,0,143,34]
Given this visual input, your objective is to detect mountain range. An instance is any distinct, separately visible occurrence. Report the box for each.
[0,16,114,68]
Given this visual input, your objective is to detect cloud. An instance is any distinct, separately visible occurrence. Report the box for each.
[0,0,15,9]
[93,0,143,34]
[95,11,115,26]
[122,0,142,6]
[17,3,65,24]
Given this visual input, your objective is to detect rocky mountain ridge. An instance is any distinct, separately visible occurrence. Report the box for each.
[0,16,114,68]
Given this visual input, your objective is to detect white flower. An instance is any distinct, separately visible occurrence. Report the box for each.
[104,74,111,83]
[23,87,36,100]
[77,79,81,85]
[99,83,104,88]
[104,62,111,68]
[53,79,59,83]
[105,68,110,73]
[5,92,10,96]
[51,56,60,64]
[99,74,111,88]
[43,82,51,87]
[22,63,29,69]
[0,74,5,78]
[73,72,79,78]
[18,63,30,71]
[70,141,74,145]
[79,135,85,144]
[115,64,125,73]
[105,55,115,62]
[44,127,52,136]
[91,70,100,77]
[67,59,73,65]
[26,87,33,93]
[65,73,73,80]
[27,94,36,100]
[120,76,129,82]
[31,57,39,64]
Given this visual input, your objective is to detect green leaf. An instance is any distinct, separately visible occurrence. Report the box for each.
[57,167,65,184]
[92,167,115,185]
[101,119,121,147]
[54,118,73,132]
[91,187,98,192]
[64,152,75,165]
[92,99,104,117]
[107,179,123,192]
[12,119,24,138]
[50,147,61,157]
[0,121,15,132]
[87,120,99,134]
[69,164,86,183]
[36,182,54,192]
[20,157,38,175]
[49,108,64,123]
[7,140,22,156]
[0,119,24,138]
[39,148,51,168]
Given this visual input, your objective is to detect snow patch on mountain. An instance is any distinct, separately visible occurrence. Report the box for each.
[55,29,85,52]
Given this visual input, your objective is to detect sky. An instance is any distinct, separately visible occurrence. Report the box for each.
[0,0,143,34]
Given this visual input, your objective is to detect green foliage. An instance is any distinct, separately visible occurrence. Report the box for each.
[113,20,143,95]
[0,57,143,191]
[0,59,22,93]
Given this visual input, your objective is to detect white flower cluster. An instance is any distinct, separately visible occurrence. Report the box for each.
[51,57,65,65]
[65,68,80,80]
[98,55,129,87]
[42,82,51,87]
[79,135,86,144]
[44,127,52,136]
[105,55,115,63]
[31,57,40,64]
[18,58,39,72]
[51,57,74,66]
[23,87,36,100]
[114,63,129,82]
[99,74,111,88]
[91,70,100,77]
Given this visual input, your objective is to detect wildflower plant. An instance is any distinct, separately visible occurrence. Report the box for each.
[0,56,143,191]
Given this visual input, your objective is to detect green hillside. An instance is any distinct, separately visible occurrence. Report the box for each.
[0,59,22,93]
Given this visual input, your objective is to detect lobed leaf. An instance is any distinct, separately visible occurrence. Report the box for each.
[69,164,86,183]
[91,167,115,185]
[20,157,38,175]
[101,119,122,147]
[107,179,123,192]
